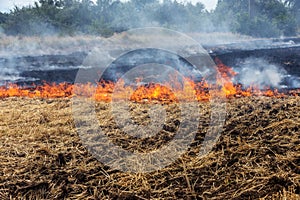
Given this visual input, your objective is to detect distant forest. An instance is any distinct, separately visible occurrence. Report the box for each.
[0,0,299,38]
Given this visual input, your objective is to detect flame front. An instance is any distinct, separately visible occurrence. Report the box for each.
[0,60,290,103]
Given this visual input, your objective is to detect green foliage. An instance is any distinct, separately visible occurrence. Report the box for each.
[0,12,8,24]
[0,0,298,37]
[235,13,282,37]
[215,0,298,37]
[3,6,55,36]
[283,0,300,30]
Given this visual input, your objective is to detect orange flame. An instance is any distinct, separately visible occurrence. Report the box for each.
[0,59,290,103]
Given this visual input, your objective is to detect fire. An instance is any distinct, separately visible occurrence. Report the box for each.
[0,59,291,103]
[130,84,177,102]
[0,83,74,99]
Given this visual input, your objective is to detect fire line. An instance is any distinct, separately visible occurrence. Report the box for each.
[0,61,296,103]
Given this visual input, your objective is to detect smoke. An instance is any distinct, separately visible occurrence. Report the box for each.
[284,75,300,89]
[28,21,57,37]
[0,26,5,37]
[0,57,20,85]
[84,48,205,84]
[234,58,287,89]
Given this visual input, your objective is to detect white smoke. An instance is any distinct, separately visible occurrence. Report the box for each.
[234,58,286,89]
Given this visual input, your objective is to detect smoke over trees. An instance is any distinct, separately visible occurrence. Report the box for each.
[214,0,298,37]
[0,0,298,37]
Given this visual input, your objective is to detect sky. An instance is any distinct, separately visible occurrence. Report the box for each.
[0,0,218,13]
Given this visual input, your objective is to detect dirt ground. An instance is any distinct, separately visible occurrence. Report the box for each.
[0,96,299,199]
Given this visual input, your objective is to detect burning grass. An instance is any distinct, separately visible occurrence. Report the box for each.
[1,57,297,103]
[0,96,299,199]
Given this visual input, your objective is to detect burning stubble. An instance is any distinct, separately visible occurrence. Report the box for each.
[1,31,300,198]
[1,59,298,101]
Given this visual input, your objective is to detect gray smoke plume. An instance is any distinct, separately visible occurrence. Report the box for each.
[234,58,287,89]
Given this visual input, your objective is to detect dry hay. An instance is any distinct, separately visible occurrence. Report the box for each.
[0,33,254,57]
[0,96,299,199]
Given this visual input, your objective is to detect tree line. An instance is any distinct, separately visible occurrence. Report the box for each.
[0,0,299,38]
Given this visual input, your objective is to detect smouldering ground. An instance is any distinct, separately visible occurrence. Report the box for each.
[0,97,299,199]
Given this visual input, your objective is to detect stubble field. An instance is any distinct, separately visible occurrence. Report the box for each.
[0,96,299,199]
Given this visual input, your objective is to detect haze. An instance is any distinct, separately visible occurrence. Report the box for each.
[0,0,218,13]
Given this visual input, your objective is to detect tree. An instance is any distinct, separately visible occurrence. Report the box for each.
[283,0,300,10]
[0,0,297,37]
[38,0,63,7]
[283,0,300,29]
[0,12,8,24]
[214,0,297,37]
[3,5,57,36]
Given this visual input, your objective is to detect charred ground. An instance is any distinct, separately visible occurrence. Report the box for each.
[1,37,300,87]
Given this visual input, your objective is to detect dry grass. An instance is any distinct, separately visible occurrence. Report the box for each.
[188,32,254,46]
[0,35,109,57]
[0,96,299,199]
[0,32,255,57]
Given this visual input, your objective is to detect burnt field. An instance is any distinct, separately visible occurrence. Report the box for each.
[1,37,300,87]
[0,35,300,199]
[0,97,299,199]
